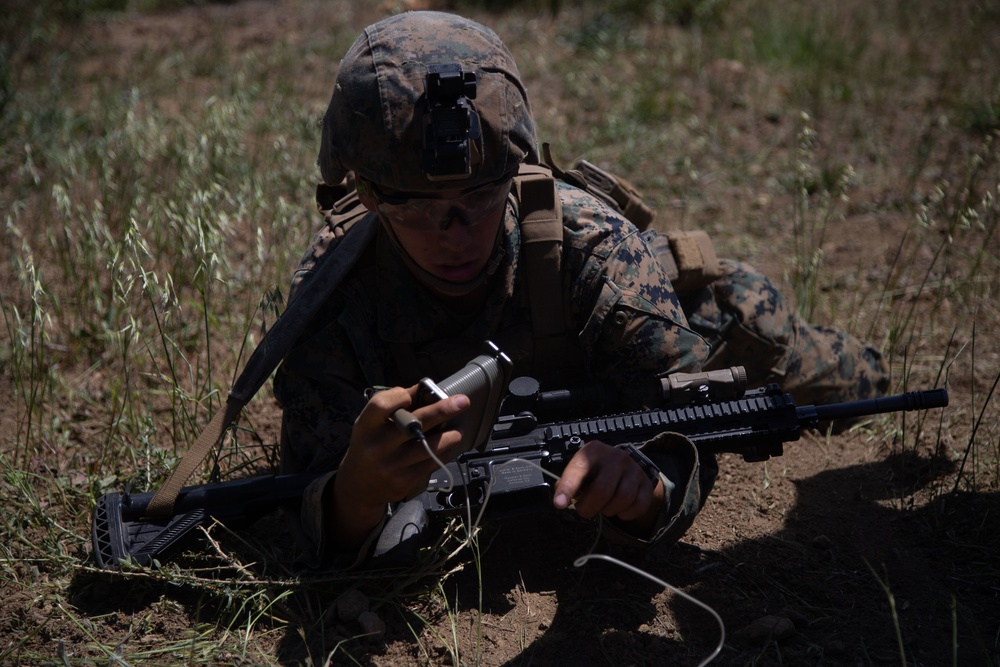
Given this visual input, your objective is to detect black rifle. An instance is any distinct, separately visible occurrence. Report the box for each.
[91,372,948,570]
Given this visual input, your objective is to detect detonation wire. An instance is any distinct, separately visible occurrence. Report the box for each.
[428,455,725,666]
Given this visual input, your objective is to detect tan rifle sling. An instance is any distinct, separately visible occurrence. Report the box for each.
[146,156,722,516]
[144,186,376,517]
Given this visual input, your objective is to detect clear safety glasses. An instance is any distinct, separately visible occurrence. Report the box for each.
[365,175,512,232]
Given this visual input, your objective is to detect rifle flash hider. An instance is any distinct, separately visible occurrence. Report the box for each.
[661,366,748,406]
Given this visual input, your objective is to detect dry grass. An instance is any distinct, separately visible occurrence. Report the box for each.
[1,0,998,665]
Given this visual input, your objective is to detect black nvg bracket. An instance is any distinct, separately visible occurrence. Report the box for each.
[421,63,482,181]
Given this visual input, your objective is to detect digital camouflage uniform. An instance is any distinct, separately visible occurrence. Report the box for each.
[274,11,889,568]
[276,182,717,566]
[681,259,889,407]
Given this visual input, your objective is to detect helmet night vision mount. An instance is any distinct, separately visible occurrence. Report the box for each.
[421,64,482,181]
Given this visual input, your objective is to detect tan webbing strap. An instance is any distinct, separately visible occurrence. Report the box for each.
[515,165,566,362]
[144,215,378,517]
[666,230,723,295]
[144,398,243,516]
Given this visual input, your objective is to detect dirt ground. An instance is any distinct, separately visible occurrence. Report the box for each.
[4,1,999,666]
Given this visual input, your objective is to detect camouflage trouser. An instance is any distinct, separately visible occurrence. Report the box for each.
[680,258,890,407]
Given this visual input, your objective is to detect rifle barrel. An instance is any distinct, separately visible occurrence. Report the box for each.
[797,388,949,426]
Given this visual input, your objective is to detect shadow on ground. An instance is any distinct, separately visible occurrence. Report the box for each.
[359,451,1000,667]
[663,452,1000,666]
[68,452,999,667]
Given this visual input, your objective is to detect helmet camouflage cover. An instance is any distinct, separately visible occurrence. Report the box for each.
[318,11,538,192]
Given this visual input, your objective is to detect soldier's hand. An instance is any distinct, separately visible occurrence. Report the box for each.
[553,441,665,532]
[330,385,470,548]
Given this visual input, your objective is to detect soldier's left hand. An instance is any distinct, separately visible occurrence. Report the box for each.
[553,440,665,524]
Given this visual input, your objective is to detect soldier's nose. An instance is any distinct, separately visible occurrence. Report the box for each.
[437,207,470,231]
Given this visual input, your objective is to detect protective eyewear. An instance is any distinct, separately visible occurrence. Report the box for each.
[366,176,512,232]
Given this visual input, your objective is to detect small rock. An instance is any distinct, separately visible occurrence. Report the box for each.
[357,610,386,642]
[811,534,833,550]
[781,607,810,627]
[826,639,847,656]
[334,589,369,622]
[732,615,795,645]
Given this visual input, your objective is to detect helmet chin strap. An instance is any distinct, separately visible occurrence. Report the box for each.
[378,213,507,299]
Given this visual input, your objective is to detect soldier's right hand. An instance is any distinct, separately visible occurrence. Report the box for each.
[329,385,470,548]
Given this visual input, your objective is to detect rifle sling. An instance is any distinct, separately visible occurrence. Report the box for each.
[144,216,378,517]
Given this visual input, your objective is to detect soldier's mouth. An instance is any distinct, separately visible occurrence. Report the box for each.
[435,261,481,282]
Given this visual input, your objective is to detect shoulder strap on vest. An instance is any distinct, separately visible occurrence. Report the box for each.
[541,143,656,231]
[542,143,722,296]
[514,164,569,365]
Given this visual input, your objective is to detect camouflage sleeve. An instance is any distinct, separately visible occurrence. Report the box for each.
[685,258,890,406]
[601,432,717,549]
[272,276,389,568]
[275,213,379,475]
[558,184,716,548]
[274,331,366,475]
[558,183,712,406]
[294,472,390,571]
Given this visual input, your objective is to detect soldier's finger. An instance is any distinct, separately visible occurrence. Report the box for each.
[357,386,414,428]
[572,458,626,519]
[607,472,654,521]
[412,393,470,431]
[553,443,601,512]
[395,424,465,468]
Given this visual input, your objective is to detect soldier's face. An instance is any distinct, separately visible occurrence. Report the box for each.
[360,178,510,284]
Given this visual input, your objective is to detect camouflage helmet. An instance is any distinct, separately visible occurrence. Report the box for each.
[318,11,538,192]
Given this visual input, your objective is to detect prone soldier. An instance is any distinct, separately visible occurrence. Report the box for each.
[273,11,889,568]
